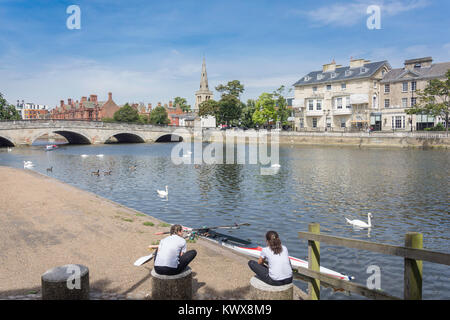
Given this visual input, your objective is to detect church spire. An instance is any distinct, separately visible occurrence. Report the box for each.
[199,57,209,90]
[194,57,213,111]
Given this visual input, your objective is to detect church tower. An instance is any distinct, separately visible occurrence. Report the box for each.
[194,58,213,111]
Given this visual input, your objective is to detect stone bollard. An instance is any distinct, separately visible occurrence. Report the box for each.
[41,264,89,300]
[151,267,192,300]
[249,276,293,300]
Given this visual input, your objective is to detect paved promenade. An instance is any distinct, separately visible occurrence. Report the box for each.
[0,166,306,300]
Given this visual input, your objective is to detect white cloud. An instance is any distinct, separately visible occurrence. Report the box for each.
[293,0,430,27]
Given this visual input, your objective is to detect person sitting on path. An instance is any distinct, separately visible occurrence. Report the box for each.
[149,224,197,275]
[248,231,293,286]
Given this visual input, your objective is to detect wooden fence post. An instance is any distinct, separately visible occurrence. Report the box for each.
[404,232,423,300]
[308,223,320,300]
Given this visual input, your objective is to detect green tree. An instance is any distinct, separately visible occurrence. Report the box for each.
[173,97,191,112]
[273,86,292,127]
[252,92,277,127]
[149,106,170,125]
[198,99,219,118]
[406,70,450,135]
[215,80,245,98]
[0,93,21,120]
[218,94,242,126]
[113,103,140,123]
[240,99,257,128]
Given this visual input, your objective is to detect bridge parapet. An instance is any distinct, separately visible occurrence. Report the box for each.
[0,120,187,132]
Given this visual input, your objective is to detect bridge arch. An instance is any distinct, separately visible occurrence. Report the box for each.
[0,135,15,147]
[155,134,184,143]
[52,130,92,144]
[105,132,146,144]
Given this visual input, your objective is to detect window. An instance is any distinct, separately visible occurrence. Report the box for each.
[327,85,332,91]
[346,97,351,109]
[411,97,417,107]
[402,98,408,108]
[312,118,318,128]
[341,119,346,128]
[336,98,343,109]
[385,99,390,108]
[360,67,369,74]
[345,70,353,77]
[317,74,324,80]
[402,82,408,92]
[411,81,417,92]
[374,81,377,89]
[393,116,404,129]
[304,76,311,81]
[308,100,314,110]
[316,100,322,110]
[341,83,346,90]
[331,72,337,79]
[313,86,317,92]
[385,84,390,93]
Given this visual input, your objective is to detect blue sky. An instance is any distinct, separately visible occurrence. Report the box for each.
[1,0,449,108]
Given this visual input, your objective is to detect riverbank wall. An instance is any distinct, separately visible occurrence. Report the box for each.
[278,131,450,149]
[203,130,450,149]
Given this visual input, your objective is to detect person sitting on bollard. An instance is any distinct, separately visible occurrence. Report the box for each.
[149,224,197,275]
[248,231,293,286]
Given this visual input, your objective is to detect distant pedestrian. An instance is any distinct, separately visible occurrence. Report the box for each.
[248,231,293,286]
[149,224,197,275]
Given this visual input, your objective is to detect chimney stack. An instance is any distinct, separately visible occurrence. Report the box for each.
[60,100,64,107]
[68,98,72,106]
[90,94,98,103]
[108,92,112,100]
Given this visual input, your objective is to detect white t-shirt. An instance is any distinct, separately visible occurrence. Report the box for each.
[260,245,293,280]
[154,235,187,268]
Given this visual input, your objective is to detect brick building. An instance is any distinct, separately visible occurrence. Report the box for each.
[51,92,119,121]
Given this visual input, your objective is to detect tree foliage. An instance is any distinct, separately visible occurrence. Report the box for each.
[252,93,277,126]
[406,70,450,134]
[273,85,292,126]
[173,97,191,112]
[218,95,242,126]
[198,99,219,118]
[215,80,245,98]
[0,93,21,120]
[113,103,140,123]
[149,106,170,125]
[240,99,257,128]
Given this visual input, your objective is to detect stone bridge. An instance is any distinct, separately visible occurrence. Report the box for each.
[0,120,196,146]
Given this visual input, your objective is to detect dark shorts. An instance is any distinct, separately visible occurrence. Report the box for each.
[248,260,293,286]
[154,250,197,276]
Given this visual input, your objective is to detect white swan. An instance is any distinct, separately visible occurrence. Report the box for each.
[271,163,281,168]
[23,161,34,168]
[7,147,12,152]
[81,154,89,158]
[345,212,372,228]
[157,186,168,197]
[96,154,104,158]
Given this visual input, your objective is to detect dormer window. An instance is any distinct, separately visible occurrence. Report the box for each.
[360,67,369,74]
[345,70,353,77]
[317,74,324,80]
[414,63,421,68]
[330,72,337,79]
[304,76,311,81]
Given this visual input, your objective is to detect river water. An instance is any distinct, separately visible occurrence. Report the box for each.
[1,141,449,299]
